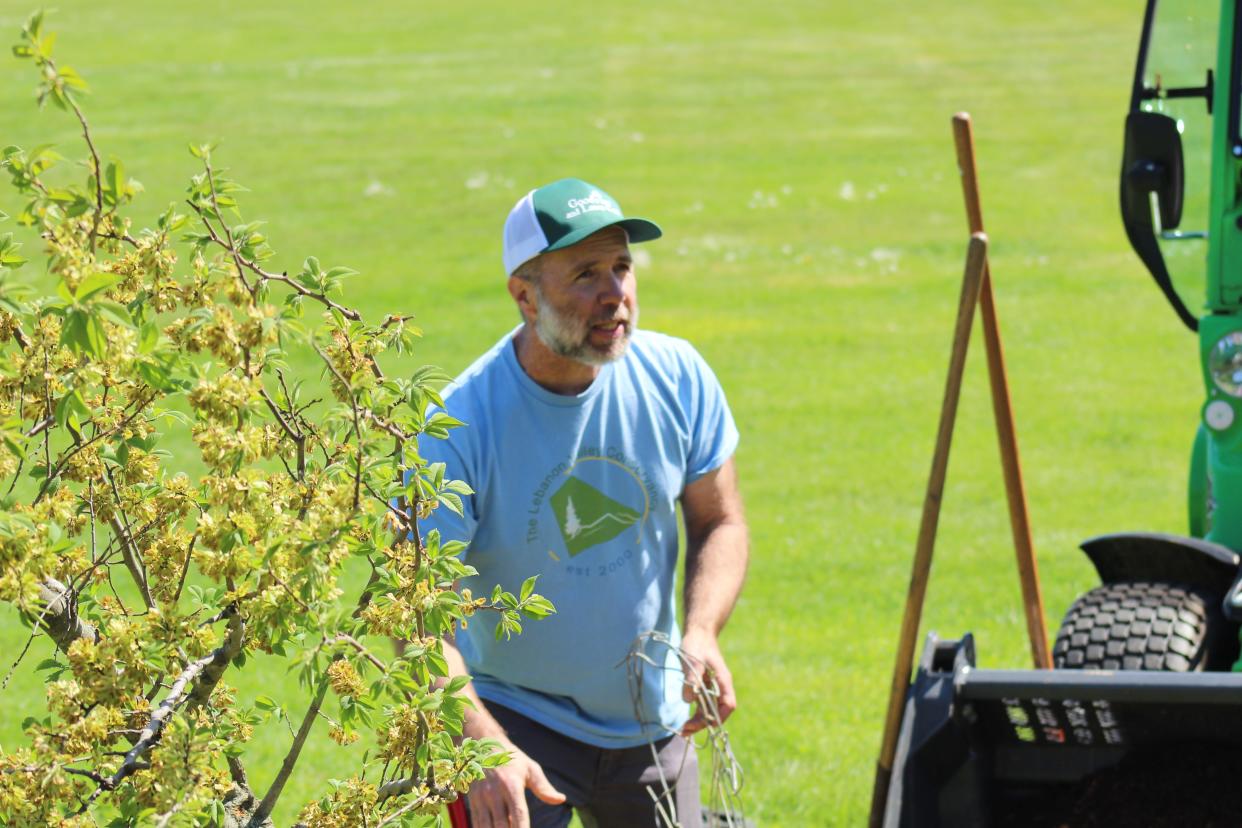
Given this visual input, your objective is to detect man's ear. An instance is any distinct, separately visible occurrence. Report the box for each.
[508,275,535,322]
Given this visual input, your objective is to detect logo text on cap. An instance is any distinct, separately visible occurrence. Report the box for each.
[564,191,621,220]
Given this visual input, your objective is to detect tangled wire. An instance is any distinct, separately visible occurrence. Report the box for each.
[624,632,748,828]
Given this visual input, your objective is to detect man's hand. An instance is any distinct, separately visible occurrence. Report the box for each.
[468,743,566,828]
[679,459,746,737]
[679,627,737,736]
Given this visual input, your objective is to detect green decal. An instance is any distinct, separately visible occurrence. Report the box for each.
[550,476,640,556]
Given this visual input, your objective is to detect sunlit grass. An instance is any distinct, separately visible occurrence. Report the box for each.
[0,1,1199,824]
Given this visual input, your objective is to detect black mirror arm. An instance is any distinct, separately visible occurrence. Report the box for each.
[1142,69,1215,115]
[1122,215,1200,332]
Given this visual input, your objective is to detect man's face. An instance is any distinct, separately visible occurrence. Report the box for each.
[528,226,638,366]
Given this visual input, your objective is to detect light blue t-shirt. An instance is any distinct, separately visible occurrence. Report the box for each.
[420,328,738,748]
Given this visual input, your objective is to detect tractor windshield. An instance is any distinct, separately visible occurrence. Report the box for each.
[1132,0,1217,315]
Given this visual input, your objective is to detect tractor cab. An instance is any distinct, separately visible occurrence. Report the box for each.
[1121,0,1242,576]
[1120,0,1216,331]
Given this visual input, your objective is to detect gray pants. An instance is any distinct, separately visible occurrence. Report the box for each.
[485,703,703,828]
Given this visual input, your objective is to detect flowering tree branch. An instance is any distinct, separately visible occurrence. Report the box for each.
[0,13,554,826]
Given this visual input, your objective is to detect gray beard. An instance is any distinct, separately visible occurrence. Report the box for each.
[533,288,636,367]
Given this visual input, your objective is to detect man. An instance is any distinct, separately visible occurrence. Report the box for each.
[422,178,748,828]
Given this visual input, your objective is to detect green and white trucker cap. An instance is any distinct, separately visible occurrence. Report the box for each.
[503,178,662,276]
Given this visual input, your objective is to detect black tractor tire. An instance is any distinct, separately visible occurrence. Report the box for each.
[1052,581,1231,671]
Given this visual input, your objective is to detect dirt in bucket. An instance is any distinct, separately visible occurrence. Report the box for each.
[994,743,1242,828]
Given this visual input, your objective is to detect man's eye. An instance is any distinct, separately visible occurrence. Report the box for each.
[576,270,593,280]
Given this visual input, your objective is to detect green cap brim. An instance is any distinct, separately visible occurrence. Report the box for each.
[545,217,663,253]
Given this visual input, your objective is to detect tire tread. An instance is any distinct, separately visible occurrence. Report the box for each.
[1053,581,1214,672]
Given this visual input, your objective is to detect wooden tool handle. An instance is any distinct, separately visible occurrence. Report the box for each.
[953,113,986,233]
[951,111,1052,671]
[869,233,989,827]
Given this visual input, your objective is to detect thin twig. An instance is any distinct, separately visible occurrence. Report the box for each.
[259,388,300,442]
[42,349,51,476]
[4,393,26,498]
[202,160,256,300]
[154,786,196,828]
[108,515,154,610]
[624,632,747,826]
[313,344,364,510]
[375,788,448,827]
[267,571,310,613]
[33,390,157,505]
[171,534,197,607]
[363,409,414,443]
[1,628,40,691]
[248,678,328,826]
[330,634,387,672]
[24,415,53,438]
[186,200,363,322]
[51,66,105,250]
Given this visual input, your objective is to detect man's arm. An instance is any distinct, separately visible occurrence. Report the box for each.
[679,457,749,735]
[440,634,565,828]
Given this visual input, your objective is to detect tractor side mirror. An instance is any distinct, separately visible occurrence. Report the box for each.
[1121,111,1184,231]
[1120,110,1197,331]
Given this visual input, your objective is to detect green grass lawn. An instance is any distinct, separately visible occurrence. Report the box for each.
[0,0,1202,824]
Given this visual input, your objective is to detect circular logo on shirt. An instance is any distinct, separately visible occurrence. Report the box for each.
[526,449,653,564]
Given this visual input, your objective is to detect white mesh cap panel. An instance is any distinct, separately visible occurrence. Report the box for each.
[502,190,548,276]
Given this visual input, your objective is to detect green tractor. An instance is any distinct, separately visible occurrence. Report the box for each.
[882,2,1242,824]
[1053,0,1242,673]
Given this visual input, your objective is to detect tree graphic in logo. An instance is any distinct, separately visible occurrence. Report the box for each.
[563,498,583,538]
[550,476,640,556]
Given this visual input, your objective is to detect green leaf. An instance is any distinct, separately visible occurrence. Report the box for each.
[520,575,537,603]
[104,160,123,206]
[2,434,27,462]
[136,360,176,392]
[138,321,160,353]
[443,479,474,496]
[425,648,449,677]
[428,412,466,431]
[95,300,132,327]
[53,389,88,429]
[25,10,45,39]
[437,492,463,516]
[58,65,88,94]
[494,614,523,641]
[83,313,107,357]
[521,595,556,620]
[481,751,510,768]
[75,271,120,301]
[59,310,86,353]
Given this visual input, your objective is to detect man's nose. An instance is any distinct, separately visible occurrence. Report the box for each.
[598,272,626,305]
